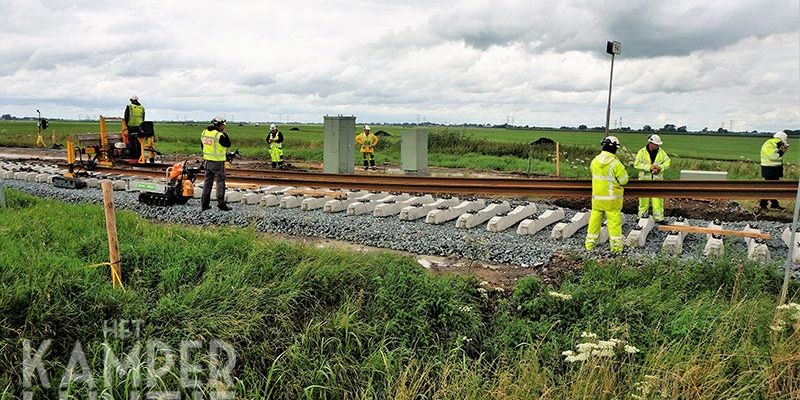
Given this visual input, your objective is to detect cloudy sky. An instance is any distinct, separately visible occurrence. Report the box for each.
[0,0,798,131]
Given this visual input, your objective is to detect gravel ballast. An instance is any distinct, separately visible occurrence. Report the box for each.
[2,178,798,278]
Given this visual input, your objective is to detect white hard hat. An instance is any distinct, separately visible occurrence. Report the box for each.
[648,134,663,145]
[602,135,621,147]
[364,125,370,131]
[774,131,788,143]
[130,95,139,101]
[211,116,226,125]
[270,124,277,130]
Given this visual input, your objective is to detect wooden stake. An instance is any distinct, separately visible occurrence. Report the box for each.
[657,225,771,240]
[555,142,560,178]
[101,180,122,287]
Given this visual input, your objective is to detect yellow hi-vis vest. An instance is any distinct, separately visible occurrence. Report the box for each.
[760,138,784,167]
[127,104,144,128]
[268,131,282,149]
[591,151,629,211]
[201,129,226,161]
[634,146,671,180]
[356,132,378,153]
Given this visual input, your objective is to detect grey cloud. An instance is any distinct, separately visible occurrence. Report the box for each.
[237,73,276,87]
[421,0,799,57]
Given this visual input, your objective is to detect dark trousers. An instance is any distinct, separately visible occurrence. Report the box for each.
[760,176,780,208]
[127,127,141,159]
[362,152,375,167]
[201,160,226,207]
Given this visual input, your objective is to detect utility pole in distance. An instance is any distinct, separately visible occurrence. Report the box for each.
[604,41,621,138]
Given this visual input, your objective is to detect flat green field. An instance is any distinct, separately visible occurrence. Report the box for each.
[1,121,795,179]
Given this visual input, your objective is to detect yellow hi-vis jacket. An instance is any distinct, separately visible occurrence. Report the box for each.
[201,129,226,161]
[591,151,629,211]
[761,138,784,167]
[356,132,378,153]
[127,104,144,128]
[634,147,671,180]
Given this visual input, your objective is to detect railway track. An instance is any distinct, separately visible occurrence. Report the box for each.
[87,165,797,199]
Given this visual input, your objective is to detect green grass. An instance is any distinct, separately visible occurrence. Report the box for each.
[1,190,799,399]
[1,121,796,180]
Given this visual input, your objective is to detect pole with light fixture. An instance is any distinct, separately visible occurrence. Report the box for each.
[604,40,621,138]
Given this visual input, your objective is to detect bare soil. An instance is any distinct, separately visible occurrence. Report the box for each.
[426,250,584,290]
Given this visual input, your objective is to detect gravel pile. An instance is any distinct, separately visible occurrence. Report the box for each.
[2,179,798,278]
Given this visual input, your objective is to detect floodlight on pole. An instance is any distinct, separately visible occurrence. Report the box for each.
[604,41,621,138]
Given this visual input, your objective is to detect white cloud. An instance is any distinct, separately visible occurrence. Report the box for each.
[0,0,797,131]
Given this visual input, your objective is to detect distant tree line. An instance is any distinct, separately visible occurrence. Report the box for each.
[2,113,796,137]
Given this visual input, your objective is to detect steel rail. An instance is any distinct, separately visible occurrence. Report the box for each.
[92,166,796,199]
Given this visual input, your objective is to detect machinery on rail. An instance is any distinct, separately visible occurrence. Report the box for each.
[132,149,240,206]
[133,159,202,206]
[53,116,161,188]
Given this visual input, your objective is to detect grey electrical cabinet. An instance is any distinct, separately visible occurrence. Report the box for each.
[323,115,356,174]
[401,129,428,175]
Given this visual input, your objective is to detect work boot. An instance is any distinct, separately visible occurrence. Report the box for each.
[759,200,769,210]
[271,162,277,168]
[218,202,231,211]
[201,204,211,211]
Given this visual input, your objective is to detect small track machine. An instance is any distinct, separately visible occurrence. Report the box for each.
[133,159,201,206]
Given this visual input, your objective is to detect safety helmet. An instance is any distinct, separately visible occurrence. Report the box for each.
[270,123,277,130]
[601,135,621,148]
[774,131,789,143]
[130,95,139,101]
[648,134,663,146]
[364,125,370,131]
[211,116,226,126]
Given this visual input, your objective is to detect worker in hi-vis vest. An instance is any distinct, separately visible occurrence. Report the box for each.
[585,136,629,254]
[634,134,671,222]
[356,125,378,170]
[760,131,790,210]
[266,123,284,169]
[124,95,145,158]
[200,117,232,212]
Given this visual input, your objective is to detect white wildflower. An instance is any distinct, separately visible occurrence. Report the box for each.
[459,305,472,313]
[580,331,598,339]
[495,287,505,293]
[591,349,615,358]
[565,352,590,363]
[548,291,572,301]
[576,342,598,353]
[770,322,786,332]
[561,350,575,357]
[624,345,640,354]
[479,281,489,287]
[597,340,617,349]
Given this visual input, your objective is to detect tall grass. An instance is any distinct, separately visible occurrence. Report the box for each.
[0,190,799,399]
